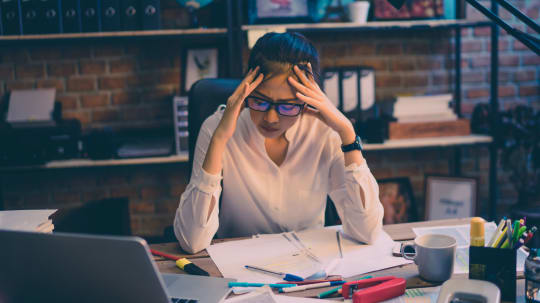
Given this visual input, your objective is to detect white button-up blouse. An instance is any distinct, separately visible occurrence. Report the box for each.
[174,106,384,253]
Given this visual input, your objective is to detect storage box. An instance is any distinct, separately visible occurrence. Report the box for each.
[388,119,470,139]
[469,246,516,302]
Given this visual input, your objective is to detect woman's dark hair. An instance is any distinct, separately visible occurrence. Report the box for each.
[247,32,321,84]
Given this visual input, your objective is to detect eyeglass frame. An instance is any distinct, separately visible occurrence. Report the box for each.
[244,95,306,117]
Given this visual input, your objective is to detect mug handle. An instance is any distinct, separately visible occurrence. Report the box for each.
[401,242,417,261]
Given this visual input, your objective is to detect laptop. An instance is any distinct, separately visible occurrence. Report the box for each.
[0,230,234,303]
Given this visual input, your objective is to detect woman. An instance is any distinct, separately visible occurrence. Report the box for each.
[174,32,384,253]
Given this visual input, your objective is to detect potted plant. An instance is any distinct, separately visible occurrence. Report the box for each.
[498,105,540,207]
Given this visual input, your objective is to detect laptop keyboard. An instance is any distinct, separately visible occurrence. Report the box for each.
[170,298,198,303]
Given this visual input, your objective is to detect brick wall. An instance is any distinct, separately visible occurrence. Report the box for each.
[1,0,538,237]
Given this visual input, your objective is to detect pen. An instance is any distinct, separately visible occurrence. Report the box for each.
[277,277,343,285]
[317,275,373,299]
[150,249,181,261]
[511,220,521,246]
[515,226,527,244]
[487,217,506,247]
[336,231,343,258]
[505,219,513,248]
[492,226,507,248]
[524,226,537,246]
[228,282,297,288]
[279,280,346,293]
[244,265,304,281]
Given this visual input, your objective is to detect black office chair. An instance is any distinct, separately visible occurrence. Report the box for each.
[163,79,340,242]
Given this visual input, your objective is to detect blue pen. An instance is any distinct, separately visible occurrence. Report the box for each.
[244,265,304,281]
[228,282,297,288]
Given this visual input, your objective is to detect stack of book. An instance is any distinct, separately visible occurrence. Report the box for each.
[389,94,470,139]
[0,209,56,233]
[393,94,456,123]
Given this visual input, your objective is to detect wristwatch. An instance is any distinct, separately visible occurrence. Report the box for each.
[341,135,363,152]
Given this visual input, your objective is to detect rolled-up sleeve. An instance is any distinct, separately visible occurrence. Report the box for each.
[327,133,384,244]
[173,112,223,254]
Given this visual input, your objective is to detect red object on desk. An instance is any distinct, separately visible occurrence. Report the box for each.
[150,249,180,261]
[342,276,406,303]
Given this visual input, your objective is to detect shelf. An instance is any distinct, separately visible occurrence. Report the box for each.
[242,19,492,32]
[363,135,493,151]
[0,152,188,172]
[0,28,227,42]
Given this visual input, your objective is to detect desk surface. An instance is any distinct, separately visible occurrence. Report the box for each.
[150,218,525,301]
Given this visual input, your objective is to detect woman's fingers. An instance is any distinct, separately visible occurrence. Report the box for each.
[246,73,264,96]
[288,76,319,100]
[293,65,318,90]
[243,66,260,84]
[296,92,321,109]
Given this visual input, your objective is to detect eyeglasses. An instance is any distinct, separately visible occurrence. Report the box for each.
[245,96,305,117]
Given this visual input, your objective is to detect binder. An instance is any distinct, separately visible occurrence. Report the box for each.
[39,0,62,33]
[61,0,81,33]
[141,0,159,30]
[1,0,22,35]
[0,3,3,34]
[80,0,100,32]
[20,0,39,34]
[101,0,120,31]
[120,0,139,31]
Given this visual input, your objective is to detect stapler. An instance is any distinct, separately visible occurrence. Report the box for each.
[342,276,406,303]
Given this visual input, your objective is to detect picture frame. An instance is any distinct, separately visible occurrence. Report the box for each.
[424,175,478,220]
[181,48,219,95]
[247,0,318,24]
[377,177,418,224]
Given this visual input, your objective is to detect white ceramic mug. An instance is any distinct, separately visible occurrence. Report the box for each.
[401,234,457,282]
[347,1,370,24]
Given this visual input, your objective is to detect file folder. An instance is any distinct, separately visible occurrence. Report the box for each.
[61,0,81,33]
[80,0,100,32]
[101,0,120,31]
[121,0,139,30]
[2,0,22,35]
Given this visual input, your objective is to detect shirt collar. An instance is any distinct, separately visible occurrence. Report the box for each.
[239,109,303,147]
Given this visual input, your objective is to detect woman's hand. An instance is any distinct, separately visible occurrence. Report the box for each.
[288,64,356,145]
[213,66,264,142]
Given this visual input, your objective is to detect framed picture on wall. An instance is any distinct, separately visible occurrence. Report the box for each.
[424,175,478,220]
[247,0,318,24]
[378,177,418,224]
[182,48,219,94]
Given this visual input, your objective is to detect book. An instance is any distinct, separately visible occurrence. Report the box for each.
[0,209,56,233]
[61,0,81,33]
[397,112,458,123]
[173,96,189,154]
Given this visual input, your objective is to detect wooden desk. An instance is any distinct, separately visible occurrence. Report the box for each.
[150,218,526,301]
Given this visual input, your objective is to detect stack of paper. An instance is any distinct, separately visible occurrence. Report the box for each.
[0,209,56,233]
[393,94,456,123]
[207,226,412,284]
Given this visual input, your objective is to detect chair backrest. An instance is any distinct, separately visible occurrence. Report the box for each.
[188,78,241,175]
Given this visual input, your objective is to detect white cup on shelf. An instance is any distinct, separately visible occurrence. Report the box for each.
[347,1,371,24]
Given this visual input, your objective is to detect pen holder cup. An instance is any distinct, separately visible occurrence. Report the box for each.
[469,246,516,302]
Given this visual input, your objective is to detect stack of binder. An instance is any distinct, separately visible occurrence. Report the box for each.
[0,0,160,35]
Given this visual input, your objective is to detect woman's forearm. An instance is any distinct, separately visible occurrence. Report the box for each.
[200,135,228,220]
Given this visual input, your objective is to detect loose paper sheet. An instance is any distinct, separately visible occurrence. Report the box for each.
[207,226,412,284]
[412,223,528,274]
